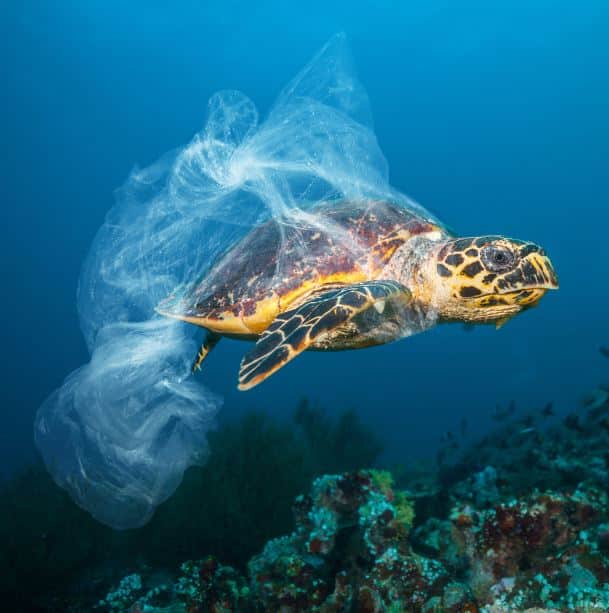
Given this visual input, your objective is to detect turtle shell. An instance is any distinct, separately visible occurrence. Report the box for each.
[158,200,444,335]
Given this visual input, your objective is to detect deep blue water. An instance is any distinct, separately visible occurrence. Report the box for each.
[2,0,608,479]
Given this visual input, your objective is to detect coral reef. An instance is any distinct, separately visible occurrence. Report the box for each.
[97,574,143,611]
[93,351,609,612]
[96,470,476,612]
[6,352,609,611]
[438,486,609,611]
[93,557,250,612]
[247,470,451,611]
[98,461,609,612]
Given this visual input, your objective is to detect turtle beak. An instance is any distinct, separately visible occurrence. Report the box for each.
[530,252,559,290]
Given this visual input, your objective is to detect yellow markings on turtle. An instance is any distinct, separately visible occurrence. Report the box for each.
[367,227,413,270]
[191,331,222,373]
[238,280,411,390]
[163,269,373,337]
[192,345,209,372]
[156,309,253,334]
[517,288,546,306]
[528,254,556,288]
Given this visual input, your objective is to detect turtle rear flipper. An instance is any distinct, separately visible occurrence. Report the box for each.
[192,330,222,373]
[238,281,412,390]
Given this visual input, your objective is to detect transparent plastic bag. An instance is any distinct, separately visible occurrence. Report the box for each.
[35,34,437,529]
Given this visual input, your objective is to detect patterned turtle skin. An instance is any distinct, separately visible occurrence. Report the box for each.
[157,200,558,389]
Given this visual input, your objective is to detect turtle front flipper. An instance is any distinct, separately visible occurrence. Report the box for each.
[238,281,412,390]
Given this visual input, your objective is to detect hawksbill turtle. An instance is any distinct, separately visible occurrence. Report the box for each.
[157,200,558,390]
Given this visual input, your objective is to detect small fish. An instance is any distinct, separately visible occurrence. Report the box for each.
[600,346,609,359]
[519,427,536,435]
[541,402,554,417]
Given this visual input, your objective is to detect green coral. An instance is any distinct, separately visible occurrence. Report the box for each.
[394,490,415,533]
[368,469,415,535]
[370,469,394,495]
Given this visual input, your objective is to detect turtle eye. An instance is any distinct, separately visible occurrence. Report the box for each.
[481,245,516,272]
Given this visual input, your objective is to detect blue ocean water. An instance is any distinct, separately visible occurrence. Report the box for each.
[2,0,608,486]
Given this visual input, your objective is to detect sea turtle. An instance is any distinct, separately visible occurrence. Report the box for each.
[157,200,558,390]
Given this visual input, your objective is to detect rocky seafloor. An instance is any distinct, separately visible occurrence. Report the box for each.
[92,361,609,612]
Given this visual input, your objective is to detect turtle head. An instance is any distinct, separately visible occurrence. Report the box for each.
[432,236,558,326]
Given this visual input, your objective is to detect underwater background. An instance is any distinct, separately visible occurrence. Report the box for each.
[2,1,609,610]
